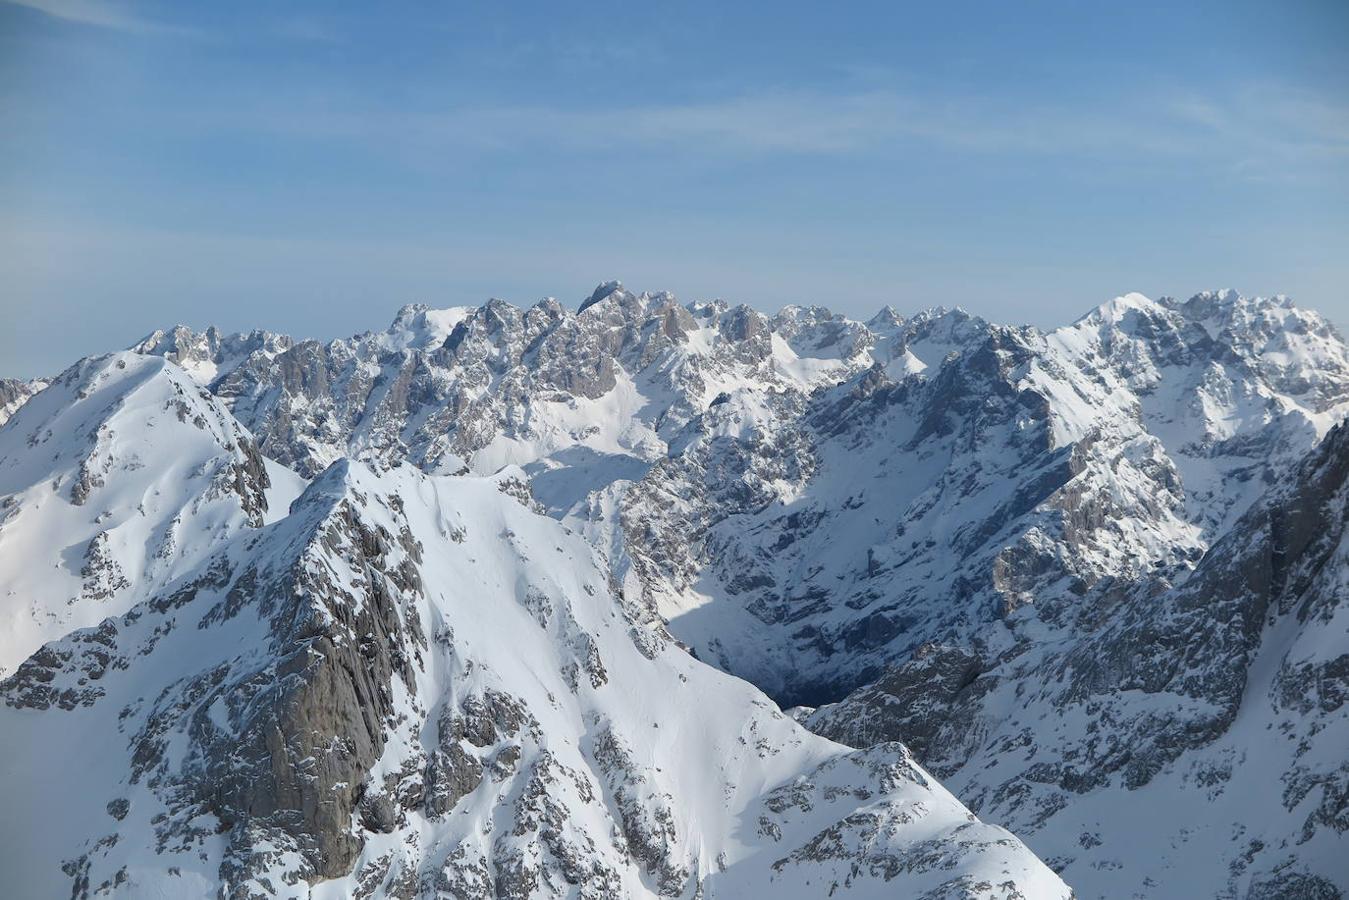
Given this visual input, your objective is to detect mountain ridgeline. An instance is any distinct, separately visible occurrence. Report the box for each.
[1,283,1346,899]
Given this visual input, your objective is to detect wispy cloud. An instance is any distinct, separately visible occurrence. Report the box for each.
[1164,84,1349,178]
[196,83,1349,183]
[3,0,190,35]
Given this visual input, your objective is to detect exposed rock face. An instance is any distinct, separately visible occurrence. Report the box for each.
[0,462,1068,899]
[803,643,983,758]
[0,376,45,427]
[197,469,425,888]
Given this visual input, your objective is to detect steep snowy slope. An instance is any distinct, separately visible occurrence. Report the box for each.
[809,420,1349,898]
[624,293,1349,703]
[1043,290,1349,535]
[0,459,1068,899]
[0,353,288,676]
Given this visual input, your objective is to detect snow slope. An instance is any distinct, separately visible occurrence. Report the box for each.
[0,352,273,676]
[0,459,1067,899]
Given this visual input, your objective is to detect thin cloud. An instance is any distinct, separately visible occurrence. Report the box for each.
[3,0,191,35]
[202,83,1348,184]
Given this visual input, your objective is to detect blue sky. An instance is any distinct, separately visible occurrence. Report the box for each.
[2,0,1347,377]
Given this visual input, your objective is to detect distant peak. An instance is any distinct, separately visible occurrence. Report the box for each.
[578,280,625,313]
[1190,288,1240,304]
[391,302,430,325]
[907,304,975,325]
[1070,292,1166,328]
[867,306,904,329]
[134,324,198,352]
[1181,290,1305,323]
[1105,292,1161,314]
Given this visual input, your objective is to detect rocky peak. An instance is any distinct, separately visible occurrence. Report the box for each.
[865,304,905,330]
[577,278,626,313]
[0,376,46,428]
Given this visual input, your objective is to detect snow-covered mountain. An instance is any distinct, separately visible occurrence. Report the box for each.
[0,335,1067,897]
[0,353,302,678]
[0,463,1065,898]
[805,417,1349,897]
[3,282,1346,898]
[627,291,1349,706]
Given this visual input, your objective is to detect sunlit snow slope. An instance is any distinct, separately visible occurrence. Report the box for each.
[0,452,1066,896]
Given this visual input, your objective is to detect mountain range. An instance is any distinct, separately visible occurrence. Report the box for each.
[2,283,1345,899]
